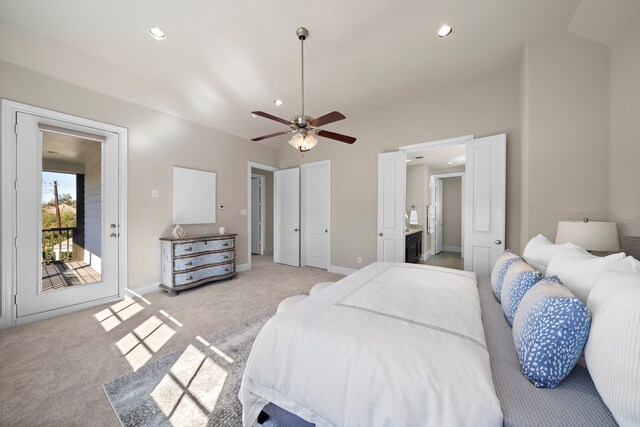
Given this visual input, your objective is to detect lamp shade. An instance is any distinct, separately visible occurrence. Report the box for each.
[409,208,419,225]
[288,133,318,152]
[555,221,620,252]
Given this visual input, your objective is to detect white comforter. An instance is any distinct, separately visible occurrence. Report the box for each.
[239,262,503,427]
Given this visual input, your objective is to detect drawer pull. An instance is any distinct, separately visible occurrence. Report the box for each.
[187,276,193,280]
[185,262,193,266]
[222,243,229,247]
[185,247,193,252]
[223,256,229,260]
[225,268,230,272]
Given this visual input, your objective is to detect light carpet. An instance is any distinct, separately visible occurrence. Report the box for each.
[104,308,282,427]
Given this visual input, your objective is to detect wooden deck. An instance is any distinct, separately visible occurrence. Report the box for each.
[41,261,102,292]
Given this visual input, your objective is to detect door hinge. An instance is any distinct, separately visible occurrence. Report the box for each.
[14,123,18,135]
[14,237,17,248]
[14,180,17,191]
[14,295,17,305]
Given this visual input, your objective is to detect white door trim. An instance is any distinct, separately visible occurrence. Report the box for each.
[247,162,278,270]
[300,160,331,270]
[250,173,266,255]
[399,134,474,152]
[430,172,465,258]
[1,99,128,329]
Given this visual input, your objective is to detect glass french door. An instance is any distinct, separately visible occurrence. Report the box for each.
[15,112,120,318]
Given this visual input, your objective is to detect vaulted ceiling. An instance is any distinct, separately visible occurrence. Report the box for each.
[1,0,638,147]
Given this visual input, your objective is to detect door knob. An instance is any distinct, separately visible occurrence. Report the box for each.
[325,229,328,233]
[110,233,118,238]
[110,224,117,229]
[379,232,383,237]
[495,240,502,245]
[294,228,298,232]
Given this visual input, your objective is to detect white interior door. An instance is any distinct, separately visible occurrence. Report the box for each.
[302,161,330,269]
[377,151,406,262]
[463,134,506,276]
[274,168,300,267]
[250,176,261,254]
[434,178,444,254]
[15,112,120,318]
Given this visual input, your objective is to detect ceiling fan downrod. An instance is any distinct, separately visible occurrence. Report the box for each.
[296,27,308,120]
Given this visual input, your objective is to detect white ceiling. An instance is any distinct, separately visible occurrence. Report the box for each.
[0,1,637,146]
[43,132,101,166]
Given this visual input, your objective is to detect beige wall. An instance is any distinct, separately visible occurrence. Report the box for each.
[279,68,521,269]
[442,177,462,249]
[0,60,278,290]
[251,168,274,252]
[609,13,640,244]
[520,33,610,245]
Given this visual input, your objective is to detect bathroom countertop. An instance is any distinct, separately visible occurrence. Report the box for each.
[404,227,423,236]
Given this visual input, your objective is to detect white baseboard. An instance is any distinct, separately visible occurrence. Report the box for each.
[237,263,250,273]
[421,250,433,261]
[443,246,462,253]
[127,282,161,296]
[329,265,358,276]
[263,248,273,255]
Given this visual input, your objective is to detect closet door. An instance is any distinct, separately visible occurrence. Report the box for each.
[274,168,300,267]
[301,161,330,269]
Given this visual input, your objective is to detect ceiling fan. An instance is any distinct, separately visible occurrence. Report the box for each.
[251,27,357,152]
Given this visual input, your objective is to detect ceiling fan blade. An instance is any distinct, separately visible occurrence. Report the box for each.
[251,131,290,142]
[251,111,291,126]
[309,111,346,128]
[316,129,356,144]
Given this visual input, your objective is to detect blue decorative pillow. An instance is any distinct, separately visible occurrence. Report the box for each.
[512,281,591,388]
[500,261,545,324]
[491,251,521,301]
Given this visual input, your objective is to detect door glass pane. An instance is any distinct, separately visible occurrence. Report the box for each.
[41,132,102,292]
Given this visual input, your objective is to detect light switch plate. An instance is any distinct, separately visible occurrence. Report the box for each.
[240,209,248,216]
[218,203,226,210]
[151,189,159,198]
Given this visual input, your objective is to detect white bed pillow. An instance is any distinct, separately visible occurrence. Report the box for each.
[545,243,625,302]
[585,257,640,426]
[522,234,568,275]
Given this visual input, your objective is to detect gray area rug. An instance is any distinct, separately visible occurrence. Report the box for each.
[104,308,280,427]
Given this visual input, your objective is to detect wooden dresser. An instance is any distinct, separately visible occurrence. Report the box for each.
[160,233,238,295]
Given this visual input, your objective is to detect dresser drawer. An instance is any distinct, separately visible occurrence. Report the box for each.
[173,250,235,272]
[174,263,235,286]
[174,238,234,256]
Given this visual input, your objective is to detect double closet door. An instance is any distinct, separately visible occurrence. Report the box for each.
[274,161,330,270]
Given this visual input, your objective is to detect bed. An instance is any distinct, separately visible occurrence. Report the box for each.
[239,262,617,426]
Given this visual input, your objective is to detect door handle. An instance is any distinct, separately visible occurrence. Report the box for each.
[110,233,118,238]
[379,232,383,237]
[325,229,328,233]
[495,240,503,245]
[294,228,299,232]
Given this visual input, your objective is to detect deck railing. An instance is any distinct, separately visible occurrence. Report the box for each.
[42,227,76,264]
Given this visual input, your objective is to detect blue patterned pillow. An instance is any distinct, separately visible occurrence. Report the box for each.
[513,281,591,388]
[500,262,545,324]
[491,251,521,301]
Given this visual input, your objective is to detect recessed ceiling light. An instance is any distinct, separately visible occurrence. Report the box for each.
[148,27,166,40]
[437,24,454,38]
[448,161,454,164]
[406,159,411,162]
[273,99,283,106]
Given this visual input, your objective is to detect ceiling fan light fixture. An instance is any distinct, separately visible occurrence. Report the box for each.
[148,27,166,40]
[437,24,454,38]
[273,99,284,106]
[289,132,317,152]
